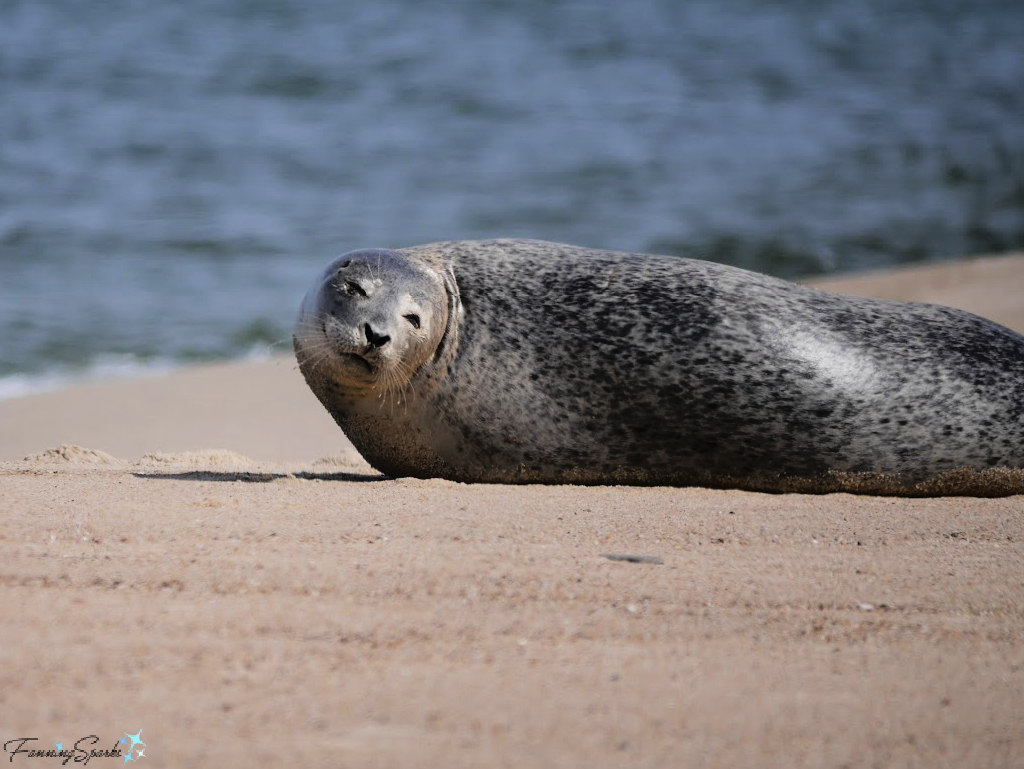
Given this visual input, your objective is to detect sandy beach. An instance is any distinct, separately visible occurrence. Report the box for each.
[1,254,1022,767]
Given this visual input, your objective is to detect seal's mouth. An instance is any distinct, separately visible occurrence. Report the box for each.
[342,351,373,374]
[314,318,375,375]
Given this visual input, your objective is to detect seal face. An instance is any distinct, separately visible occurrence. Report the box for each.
[295,249,456,407]
[295,239,1024,496]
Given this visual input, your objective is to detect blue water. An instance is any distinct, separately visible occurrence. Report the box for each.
[2,0,1023,391]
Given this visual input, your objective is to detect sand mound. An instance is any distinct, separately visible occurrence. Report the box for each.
[24,444,122,464]
[139,449,257,469]
[310,450,372,469]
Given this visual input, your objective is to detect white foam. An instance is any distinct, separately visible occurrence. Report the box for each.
[0,344,283,403]
[0,355,181,402]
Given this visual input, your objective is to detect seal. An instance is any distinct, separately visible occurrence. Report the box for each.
[294,239,1024,496]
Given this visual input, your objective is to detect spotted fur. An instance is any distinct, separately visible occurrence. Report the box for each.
[294,239,1024,495]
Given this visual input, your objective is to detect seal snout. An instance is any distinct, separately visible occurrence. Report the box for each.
[364,322,391,349]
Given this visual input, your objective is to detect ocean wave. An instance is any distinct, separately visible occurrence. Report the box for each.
[0,346,275,402]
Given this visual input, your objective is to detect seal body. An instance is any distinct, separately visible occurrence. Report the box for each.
[294,239,1024,495]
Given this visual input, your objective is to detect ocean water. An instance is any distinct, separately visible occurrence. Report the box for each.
[2,0,1023,394]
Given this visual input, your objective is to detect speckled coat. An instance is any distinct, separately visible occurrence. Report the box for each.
[297,239,1024,495]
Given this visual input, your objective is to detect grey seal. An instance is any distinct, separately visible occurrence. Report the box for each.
[294,239,1024,496]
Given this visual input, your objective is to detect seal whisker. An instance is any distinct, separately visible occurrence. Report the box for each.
[293,336,335,358]
[267,335,302,351]
[375,363,405,416]
[295,348,332,377]
[386,358,417,416]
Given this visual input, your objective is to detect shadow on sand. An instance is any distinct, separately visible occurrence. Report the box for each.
[134,470,388,483]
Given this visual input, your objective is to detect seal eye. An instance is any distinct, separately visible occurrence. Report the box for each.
[344,281,367,297]
[404,313,421,329]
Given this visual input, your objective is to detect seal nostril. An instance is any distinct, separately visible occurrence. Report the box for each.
[365,323,391,349]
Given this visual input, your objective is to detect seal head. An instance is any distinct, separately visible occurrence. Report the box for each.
[294,249,459,412]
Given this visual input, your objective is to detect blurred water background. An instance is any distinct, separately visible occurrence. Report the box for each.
[2,0,1023,396]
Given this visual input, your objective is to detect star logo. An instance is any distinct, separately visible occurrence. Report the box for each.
[56,743,63,751]
[124,731,145,750]
[118,729,147,762]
